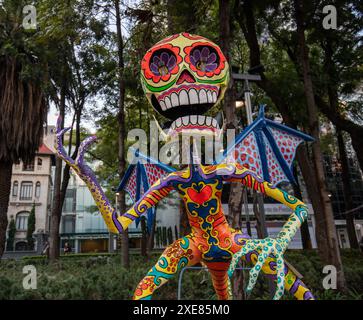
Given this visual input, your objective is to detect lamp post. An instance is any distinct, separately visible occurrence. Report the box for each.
[232,70,269,238]
[233,68,276,297]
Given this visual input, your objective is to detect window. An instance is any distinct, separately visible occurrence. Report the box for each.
[35,182,41,198]
[12,181,18,197]
[20,182,33,200]
[16,212,29,231]
[37,158,42,168]
[15,241,28,251]
[63,189,76,213]
[23,160,34,171]
[62,215,76,234]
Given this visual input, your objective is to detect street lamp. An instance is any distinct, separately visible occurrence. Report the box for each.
[232,68,269,239]
[235,100,244,109]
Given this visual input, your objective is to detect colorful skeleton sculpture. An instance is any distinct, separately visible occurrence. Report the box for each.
[55,33,315,300]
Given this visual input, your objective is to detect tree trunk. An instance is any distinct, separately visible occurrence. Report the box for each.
[140,217,147,257]
[219,0,246,300]
[292,163,312,249]
[294,0,346,290]
[0,160,12,258]
[219,0,242,229]
[349,133,363,174]
[179,199,190,237]
[49,81,66,261]
[296,147,330,253]
[115,0,129,268]
[147,210,156,253]
[167,0,177,34]
[237,0,329,254]
[229,183,244,228]
[337,130,359,249]
[238,0,346,289]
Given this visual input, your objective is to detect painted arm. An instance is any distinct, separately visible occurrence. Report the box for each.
[218,163,308,299]
[54,118,173,234]
[118,179,173,230]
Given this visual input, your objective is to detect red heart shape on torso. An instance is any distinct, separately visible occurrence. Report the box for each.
[187,185,212,205]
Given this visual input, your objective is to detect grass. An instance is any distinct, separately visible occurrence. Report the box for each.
[0,249,362,300]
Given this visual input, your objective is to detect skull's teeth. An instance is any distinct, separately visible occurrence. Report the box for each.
[159,89,218,110]
[170,115,219,130]
[188,89,198,105]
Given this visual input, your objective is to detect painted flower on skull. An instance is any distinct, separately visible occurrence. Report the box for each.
[150,51,176,76]
[141,43,182,83]
[184,41,226,78]
[190,46,218,73]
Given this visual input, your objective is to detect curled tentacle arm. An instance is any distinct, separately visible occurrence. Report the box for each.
[55,117,123,234]
[219,163,309,299]
[54,117,174,233]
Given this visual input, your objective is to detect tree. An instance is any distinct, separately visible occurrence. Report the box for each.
[0,0,47,257]
[114,0,129,268]
[311,1,363,173]
[6,218,16,251]
[233,0,349,291]
[336,129,359,249]
[235,0,318,248]
[219,0,248,299]
[26,203,36,250]
[40,0,117,261]
[261,0,363,174]
[294,0,346,290]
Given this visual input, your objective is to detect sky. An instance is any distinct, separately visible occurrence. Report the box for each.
[47,103,97,133]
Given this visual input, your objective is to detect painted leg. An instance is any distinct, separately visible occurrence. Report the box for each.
[133,234,201,300]
[244,251,315,300]
[204,261,232,300]
[231,231,315,300]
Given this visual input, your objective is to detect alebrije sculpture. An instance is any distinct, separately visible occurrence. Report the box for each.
[55,33,315,300]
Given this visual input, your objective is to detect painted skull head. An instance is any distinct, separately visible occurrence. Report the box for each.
[141,33,229,139]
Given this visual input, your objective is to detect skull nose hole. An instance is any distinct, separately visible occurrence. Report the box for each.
[176,69,196,85]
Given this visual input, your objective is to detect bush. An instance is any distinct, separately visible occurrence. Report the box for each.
[0,249,361,300]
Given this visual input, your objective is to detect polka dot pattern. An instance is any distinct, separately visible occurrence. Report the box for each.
[124,167,137,201]
[144,164,168,186]
[270,127,303,168]
[262,135,287,184]
[124,164,169,202]
[228,132,263,177]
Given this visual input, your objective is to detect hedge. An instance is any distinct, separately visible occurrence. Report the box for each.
[0,249,362,300]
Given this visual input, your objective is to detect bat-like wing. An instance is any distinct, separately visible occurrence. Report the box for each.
[219,106,314,187]
[117,149,175,230]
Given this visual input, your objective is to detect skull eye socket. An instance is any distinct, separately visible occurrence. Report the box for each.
[190,45,220,73]
[149,49,177,76]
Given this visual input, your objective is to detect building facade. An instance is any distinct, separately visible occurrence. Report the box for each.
[59,174,181,253]
[323,154,363,248]
[6,126,55,252]
[60,174,110,253]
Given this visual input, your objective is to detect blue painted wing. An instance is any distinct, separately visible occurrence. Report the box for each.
[117,149,176,230]
[217,105,314,187]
